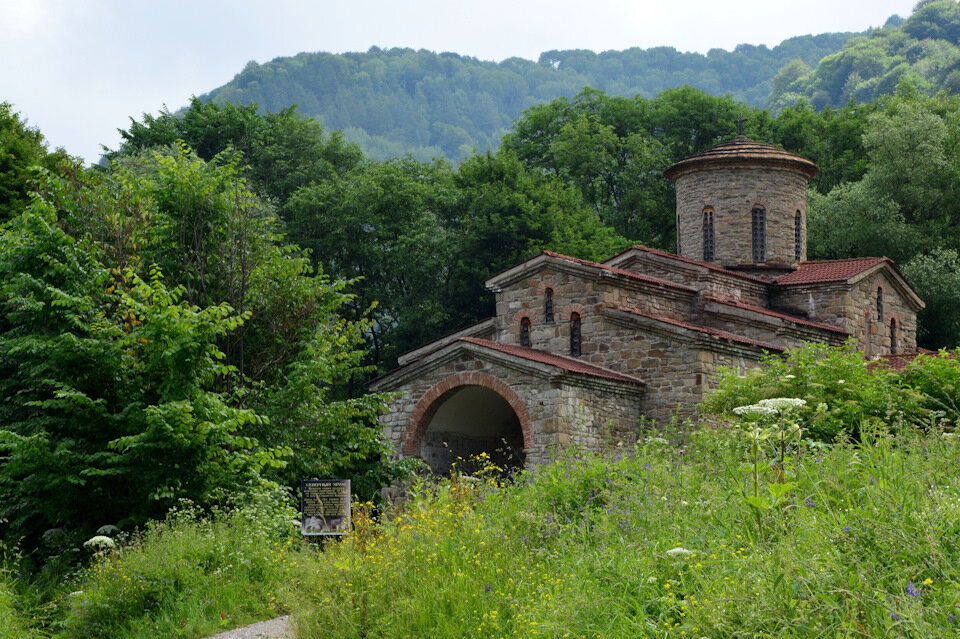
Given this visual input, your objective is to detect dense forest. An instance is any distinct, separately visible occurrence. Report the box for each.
[770,0,960,108]
[199,32,857,161]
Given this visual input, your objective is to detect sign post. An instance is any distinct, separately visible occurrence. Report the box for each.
[301,479,351,536]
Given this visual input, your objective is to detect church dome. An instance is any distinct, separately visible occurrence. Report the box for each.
[665,136,820,277]
[664,135,819,181]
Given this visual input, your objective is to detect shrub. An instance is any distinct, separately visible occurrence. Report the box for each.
[701,341,924,440]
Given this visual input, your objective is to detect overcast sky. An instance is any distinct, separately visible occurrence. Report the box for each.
[1,0,918,163]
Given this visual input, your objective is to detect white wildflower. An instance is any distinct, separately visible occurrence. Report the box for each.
[732,404,777,420]
[757,398,807,412]
[666,547,693,557]
[83,535,116,550]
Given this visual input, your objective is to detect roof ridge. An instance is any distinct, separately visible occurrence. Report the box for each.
[539,250,696,292]
[601,304,783,352]
[703,295,849,334]
[459,337,644,385]
[615,245,772,285]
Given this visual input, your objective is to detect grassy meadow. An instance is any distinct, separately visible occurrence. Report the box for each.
[5,422,960,638]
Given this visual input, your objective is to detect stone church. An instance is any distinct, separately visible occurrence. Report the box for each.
[370,135,925,472]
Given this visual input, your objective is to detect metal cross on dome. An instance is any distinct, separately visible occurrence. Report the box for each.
[736,112,746,136]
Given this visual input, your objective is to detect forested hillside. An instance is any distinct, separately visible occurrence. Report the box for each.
[200,32,855,161]
[770,0,960,109]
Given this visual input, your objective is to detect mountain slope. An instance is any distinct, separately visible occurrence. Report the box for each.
[770,4,960,109]
[201,33,855,161]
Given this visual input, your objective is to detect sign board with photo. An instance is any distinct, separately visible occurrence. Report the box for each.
[301,479,351,536]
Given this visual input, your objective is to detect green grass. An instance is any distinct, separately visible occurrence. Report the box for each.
[0,576,30,639]
[291,428,960,638]
[11,422,960,638]
[53,493,320,639]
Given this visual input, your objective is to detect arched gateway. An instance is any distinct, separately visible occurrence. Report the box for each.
[372,336,645,473]
[404,372,533,473]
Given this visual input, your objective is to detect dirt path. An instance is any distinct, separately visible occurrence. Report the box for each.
[204,615,294,639]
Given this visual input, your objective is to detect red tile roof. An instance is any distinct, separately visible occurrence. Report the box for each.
[602,305,784,352]
[664,135,819,181]
[704,295,848,335]
[539,251,697,293]
[775,257,888,285]
[460,337,645,385]
[606,245,771,285]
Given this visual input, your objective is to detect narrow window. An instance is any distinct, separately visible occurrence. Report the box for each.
[520,317,531,347]
[570,312,581,357]
[751,207,766,263]
[544,288,554,323]
[890,318,898,353]
[702,209,715,261]
[794,211,803,262]
[877,287,883,322]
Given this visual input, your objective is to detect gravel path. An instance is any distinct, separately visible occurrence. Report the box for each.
[204,615,294,639]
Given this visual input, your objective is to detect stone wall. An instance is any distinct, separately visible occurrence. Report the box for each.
[610,251,769,307]
[770,272,917,357]
[674,165,809,271]
[376,349,644,467]
[494,265,693,355]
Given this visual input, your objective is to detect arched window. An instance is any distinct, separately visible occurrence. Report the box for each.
[570,313,581,357]
[794,211,803,262]
[877,287,883,322]
[520,317,531,347]
[890,318,898,354]
[544,288,554,323]
[702,209,715,261]
[751,207,766,263]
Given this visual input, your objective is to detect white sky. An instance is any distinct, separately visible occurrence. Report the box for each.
[0,0,918,163]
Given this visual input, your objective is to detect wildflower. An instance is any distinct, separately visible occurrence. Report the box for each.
[804,497,816,508]
[485,584,492,593]
[891,612,899,620]
[923,578,934,587]
[949,613,956,624]
[757,397,806,412]
[83,535,116,550]
[732,404,777,420]
[908,581,921,597]
[843,526,850,533]
[666,547,693,557]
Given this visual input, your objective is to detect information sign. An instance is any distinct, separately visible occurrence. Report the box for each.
[301,479,351,536]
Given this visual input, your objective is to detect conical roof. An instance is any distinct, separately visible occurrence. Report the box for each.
[663,135,819,181]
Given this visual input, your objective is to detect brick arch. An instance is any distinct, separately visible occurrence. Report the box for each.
[536,279,559,296]
[561,303,586,322]
[401,372,534,457]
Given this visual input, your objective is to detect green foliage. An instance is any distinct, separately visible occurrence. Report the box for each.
[113,98,363,204]
[0,575,29,639]
[198,35,857,162]
[769,1,960,109]
[0,203,277,549]
[903,250,960,348]
[701,342,922,441]
[0,102,58,223]
[59,490,312,639]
